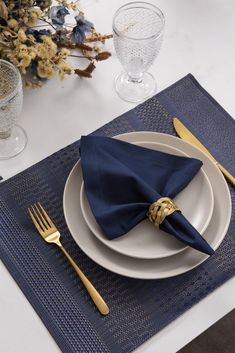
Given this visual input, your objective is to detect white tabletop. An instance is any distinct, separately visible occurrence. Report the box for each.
[1,1,235,352]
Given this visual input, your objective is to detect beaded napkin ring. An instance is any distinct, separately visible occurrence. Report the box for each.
[147,197,180,227]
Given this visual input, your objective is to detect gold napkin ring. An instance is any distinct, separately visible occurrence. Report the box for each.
[147,197,180,227]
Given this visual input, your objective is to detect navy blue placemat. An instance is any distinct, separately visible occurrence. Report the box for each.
[0,74,234,353]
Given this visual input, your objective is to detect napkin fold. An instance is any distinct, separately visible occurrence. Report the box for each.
[80,136,214,256]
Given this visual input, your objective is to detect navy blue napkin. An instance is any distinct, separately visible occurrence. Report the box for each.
[80,136,214,255]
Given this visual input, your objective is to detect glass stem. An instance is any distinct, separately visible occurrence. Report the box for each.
[0,129,11,139]
[128,72,143,84]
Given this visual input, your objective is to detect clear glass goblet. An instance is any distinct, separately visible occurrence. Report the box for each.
[113,2,165,103]
[0,59,27,160]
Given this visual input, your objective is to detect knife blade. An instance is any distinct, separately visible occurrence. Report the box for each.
[173,117,235,187]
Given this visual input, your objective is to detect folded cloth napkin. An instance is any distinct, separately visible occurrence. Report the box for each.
[80,136,214,256]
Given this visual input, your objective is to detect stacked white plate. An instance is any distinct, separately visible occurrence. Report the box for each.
[63,132,231,279]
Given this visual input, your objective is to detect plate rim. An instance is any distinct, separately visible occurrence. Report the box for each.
[63,132,231,279]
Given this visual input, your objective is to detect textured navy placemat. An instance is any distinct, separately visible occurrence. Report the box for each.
[0,74,234,353]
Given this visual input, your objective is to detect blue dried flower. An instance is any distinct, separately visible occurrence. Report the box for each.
[71,26,86,44]
[28,60,47,82]
[48,6,69,26]
[26,29,51,42]
[71,14,93,44]
[75,14,93,31]
[54,29,67,46]
[36,0,52,10]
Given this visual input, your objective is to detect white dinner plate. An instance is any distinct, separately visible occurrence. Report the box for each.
[80,141,214,259]
[63,132,231,279]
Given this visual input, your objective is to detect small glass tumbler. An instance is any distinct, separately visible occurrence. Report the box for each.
[0,59,27,160]
[113,2,165,102]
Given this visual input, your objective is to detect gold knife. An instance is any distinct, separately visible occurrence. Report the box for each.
[173,117,235,187]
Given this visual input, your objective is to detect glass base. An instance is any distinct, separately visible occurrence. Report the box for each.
[114,71,157,103]
[0,125,27,160]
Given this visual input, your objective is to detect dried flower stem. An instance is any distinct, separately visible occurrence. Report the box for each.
[69,54,92,59]
[56,41,93,51]
[0,25,17,36]
[31,24,51,28]
[69,51,111,61]
[0,40,10,47]
[39,18,56,30]
[85,34,113,42]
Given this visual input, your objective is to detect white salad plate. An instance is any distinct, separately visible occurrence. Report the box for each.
[63,132,231,279]
[80,141,214,259]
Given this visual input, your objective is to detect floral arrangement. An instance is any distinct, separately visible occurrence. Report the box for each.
[0,0,112,87]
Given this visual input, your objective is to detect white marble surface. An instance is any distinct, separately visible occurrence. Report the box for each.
[0,0,235,352]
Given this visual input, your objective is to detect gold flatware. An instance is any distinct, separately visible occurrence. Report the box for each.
[28,203,109,316]
[173,117,235,187]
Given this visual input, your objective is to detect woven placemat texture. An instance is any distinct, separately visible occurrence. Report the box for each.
[0,74,234,353]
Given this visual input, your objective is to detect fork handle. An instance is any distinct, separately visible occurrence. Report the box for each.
[59,244,109,315]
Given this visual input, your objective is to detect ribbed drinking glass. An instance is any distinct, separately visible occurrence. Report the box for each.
[0,59,27,159]
[113,2,165,102]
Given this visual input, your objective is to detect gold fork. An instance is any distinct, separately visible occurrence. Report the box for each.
[28,203,109,316]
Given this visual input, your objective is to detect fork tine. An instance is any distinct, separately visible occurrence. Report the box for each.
[34,203,50,228]
[28,207,45,233]
[31,205,47,231]
[38,203,55,228]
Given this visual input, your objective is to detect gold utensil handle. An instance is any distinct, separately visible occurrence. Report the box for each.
[216,162,235,187]
[59,244,109,315]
